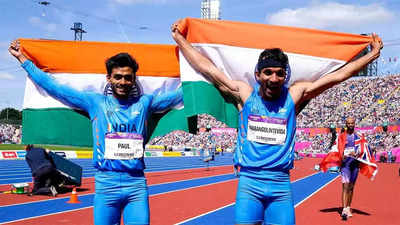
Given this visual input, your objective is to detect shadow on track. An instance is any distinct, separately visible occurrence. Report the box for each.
[320,207,371,216]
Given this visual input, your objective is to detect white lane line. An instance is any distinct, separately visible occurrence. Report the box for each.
[174,203,236,225]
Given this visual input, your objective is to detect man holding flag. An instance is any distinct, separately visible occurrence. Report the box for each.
[172,19,382,225]
[320,117,378,220]
[9,40,182,225]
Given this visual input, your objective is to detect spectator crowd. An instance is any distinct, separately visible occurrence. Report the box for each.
[297,74,400,128]
[148,114,237,151]
[0,123,21,144]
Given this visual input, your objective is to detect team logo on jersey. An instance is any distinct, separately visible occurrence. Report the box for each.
[131,111,140,115]
[251,106,260,114]
[278,108,287,114]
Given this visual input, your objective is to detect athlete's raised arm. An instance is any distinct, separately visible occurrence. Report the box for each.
[171,21,252,109]
[9,40,95,113]
[289,33,383,109]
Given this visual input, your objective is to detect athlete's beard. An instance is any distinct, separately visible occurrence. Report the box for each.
[111,83,132,99]
[346,127,354,134]
[260,82,282,101]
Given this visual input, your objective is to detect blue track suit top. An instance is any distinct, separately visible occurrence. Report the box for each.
[22,60,183,173]
[234,85,296,178]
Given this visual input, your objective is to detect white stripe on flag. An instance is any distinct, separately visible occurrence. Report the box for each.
[180,43,346,86]
[23,74,181,109]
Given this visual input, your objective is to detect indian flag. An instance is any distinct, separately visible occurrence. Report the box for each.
[178,18,373,128]
[20,39,186,147]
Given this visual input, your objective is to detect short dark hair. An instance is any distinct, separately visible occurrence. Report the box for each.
[257,48,288,71]
[105,53,139,76]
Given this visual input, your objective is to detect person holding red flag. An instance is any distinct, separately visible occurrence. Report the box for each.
[320,117,378,220]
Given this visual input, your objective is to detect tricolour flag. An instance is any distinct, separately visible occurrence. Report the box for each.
[177,18,373,127]
[20,39,186,147]
[320,132,378,180]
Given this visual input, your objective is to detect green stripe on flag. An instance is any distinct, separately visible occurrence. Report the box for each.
[182,81,238,128]
[22,107,189,147]
[22,108,92,147]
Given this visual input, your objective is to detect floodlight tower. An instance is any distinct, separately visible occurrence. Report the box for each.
[70,22,86,41]
[201,0,221,20]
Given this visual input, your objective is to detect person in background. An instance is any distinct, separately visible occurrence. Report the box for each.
[25,144,60,197]
[339,117,360,220]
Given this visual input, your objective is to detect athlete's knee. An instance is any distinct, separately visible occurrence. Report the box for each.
[342,184,351,192]
[343,184,355,192]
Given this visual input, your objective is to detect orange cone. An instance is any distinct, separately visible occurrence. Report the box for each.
[67,187,81,203]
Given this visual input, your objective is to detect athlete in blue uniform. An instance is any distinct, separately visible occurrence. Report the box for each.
[9,40,182,225]
[172,22,382,225]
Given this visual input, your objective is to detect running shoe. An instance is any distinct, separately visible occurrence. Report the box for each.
[341,208,348,221]
[346,207,353,217]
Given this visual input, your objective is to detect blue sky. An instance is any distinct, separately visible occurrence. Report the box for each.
[1,0,399,110]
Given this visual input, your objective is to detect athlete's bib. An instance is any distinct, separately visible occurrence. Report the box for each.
[344,147,356,157]
[247,114,287,145]
[105,133,144,160]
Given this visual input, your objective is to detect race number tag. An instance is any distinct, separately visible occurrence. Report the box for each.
[105,133,144,160]
[344,147,355,157]
[247,114,287,145]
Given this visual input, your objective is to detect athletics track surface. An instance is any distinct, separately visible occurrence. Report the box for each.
[0,153,399,225]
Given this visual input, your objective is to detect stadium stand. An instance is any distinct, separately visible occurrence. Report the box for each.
[0,123,21,144]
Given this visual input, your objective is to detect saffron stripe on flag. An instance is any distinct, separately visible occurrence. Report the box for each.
[20,38,180,76]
